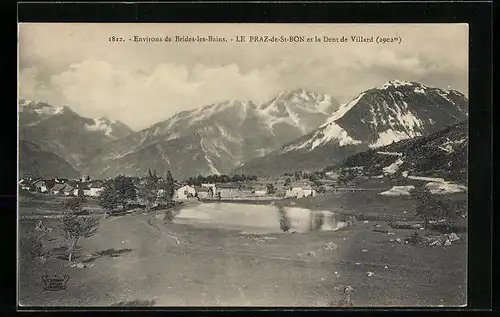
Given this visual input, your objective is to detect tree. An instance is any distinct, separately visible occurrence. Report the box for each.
[63,196,86,213]
[266,183,276,195]
[61,197,99,262]
[284,177,292,187]
[337,169,354,185]
[195,175,204,186]
[165,170,175,204]
[114,175,137,210]
[98,175,137,213]
[137,169,160,211]
[98,182,119,214]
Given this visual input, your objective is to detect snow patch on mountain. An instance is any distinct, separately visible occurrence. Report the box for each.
[407,175,445,182]
[369,129,418,148]
[437,91,452,103]
[284,107,306,134]
[380,185,415,196]
[414,87,426,94]
[328,93,366,122]
[205,155,220,175]
[438,138,467,154]
[188,101,243,124]
[286,122,361,152]
[382,158,404,175]
[319,123,362,148]
[378,80,414,90]
[84,118,114,136]
[377,151,403,157]
[384,101,423,135]
[216,125,242,142]
[425,181,467,194]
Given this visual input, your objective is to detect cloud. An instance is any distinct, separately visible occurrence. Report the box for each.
[18,23,468,130]
[21,60,288,130]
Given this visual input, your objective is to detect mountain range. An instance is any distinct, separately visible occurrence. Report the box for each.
[19,99,134,177]
[234,80,468,177]
[82,89,340,179]
[18,80,468,180]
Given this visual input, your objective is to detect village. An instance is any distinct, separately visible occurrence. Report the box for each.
[17,173,338,202]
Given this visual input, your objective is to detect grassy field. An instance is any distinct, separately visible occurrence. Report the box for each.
[18,194,467,307]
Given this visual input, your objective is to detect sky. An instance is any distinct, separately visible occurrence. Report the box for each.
[18,23,468,130]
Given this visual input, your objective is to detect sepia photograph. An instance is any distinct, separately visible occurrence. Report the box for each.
[18,23,468,307]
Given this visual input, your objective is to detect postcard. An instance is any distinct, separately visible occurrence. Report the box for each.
[18,23,468,307]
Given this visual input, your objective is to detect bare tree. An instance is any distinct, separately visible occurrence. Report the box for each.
[61,197,99,262]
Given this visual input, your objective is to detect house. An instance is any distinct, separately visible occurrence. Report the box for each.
[157,189,165,198]
[51,184,67,195]
[19,178,34,191]
[238,186,254,198]
[83,184,104,197]
[333,186,357,193]
[201,183,217,193]
[54,178,68,184]
[195,186,213,199]
[174,185,197,200]
[216,183,242,199]
[253,185,268,197]
[62,185,75,196]
[33,179,49,193]
[285,186,316,199]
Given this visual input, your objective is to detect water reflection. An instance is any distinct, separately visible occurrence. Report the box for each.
[172,203,345,234]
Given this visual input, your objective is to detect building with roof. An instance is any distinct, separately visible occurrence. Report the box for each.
[174,185,197,200]
[51,184,67,195]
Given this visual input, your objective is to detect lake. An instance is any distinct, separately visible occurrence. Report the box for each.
[172,202,346,234]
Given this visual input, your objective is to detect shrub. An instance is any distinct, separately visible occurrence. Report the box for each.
[163,209,177,223]
[20,234,44,260]
[411,186,462,234]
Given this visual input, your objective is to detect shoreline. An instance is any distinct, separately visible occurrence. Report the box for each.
[198,198,283,205]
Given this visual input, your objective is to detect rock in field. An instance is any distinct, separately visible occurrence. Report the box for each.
[448,233,460,242]
[324,242,338,251]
